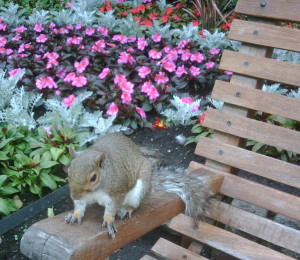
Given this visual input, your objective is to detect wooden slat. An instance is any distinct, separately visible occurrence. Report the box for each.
[203,109,300,154]
[235,0,300,23]
[189,161,300,222]
[140,255,158,260]
[195,137,300,188]
[20,192,185,260]
[212,80,300,121]
[169,214,295,260]
[151,238,208,260]
[219,50,300,87]
[229,19,300,52]
[206,201,300,254]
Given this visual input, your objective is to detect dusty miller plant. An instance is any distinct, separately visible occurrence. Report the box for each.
[161,96,203,126]
[95,10,119,29]
[115,13,145,36]
[27,10,51,25]
[262,83,289,96]
[273,49,300,64]
[0,70,42,129]
[0,3,26,26]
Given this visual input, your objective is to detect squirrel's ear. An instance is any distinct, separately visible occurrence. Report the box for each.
[95,153,106,168]
[69,146,78,158]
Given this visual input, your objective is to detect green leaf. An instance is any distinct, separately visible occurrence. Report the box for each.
[13,195,23,209]
[40,172,57,190]
[0,198,12,216]
[252,142,266,153]
[0,186,19,195]
[29,184,42,196]
[0,138,13,149]
[58,154,71,166]
[0,175,8,186]
[50,147,65,161]
[41,151,52,161]
[15,153,31,165]
[40,161,59,169]
[0,151,9,160]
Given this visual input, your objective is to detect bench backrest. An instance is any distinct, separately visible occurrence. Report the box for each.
[193,0,300,257]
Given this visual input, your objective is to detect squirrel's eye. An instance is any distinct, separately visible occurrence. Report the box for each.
[90,173,97,183]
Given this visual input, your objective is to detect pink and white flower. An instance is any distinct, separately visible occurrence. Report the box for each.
[181,51,191,61]
[75,24,82,30]
[190,66,200,76]
[34,23,44,32]
[98,68,111,79]
[72,76,87,88]
[148,49,162,60]
[127,36,137,42]
[0,36,7,47]
[106,102,119,115]
[12,34,21,41]
[118,51,135,65]
[14,26,27,33]
[64,72,76,83]
[137,37,148,50]
[163,61,176,72]
[66,35,83,45]
[154,72,169,84]
[91,39,106,52]
[181,97,194,104]
[141,81,159,100]
[36,76,58,89]
[205,62,215,69]
[114,74,127,85]
[210,48,220,55]
[97,26,108,36]
[176,65,188,78]
[121,91,132,104]
[136,107,146,119]
[36,34,48,43]
[151,33,161,42]
[85,28,95,36]
[119,80,134,93]
[178,39,190,49]
[63,94,76,107]
[9,68,22,78]
[190,52,204,63]
[112,34,128,44]
[74,57,89,73]
[138,66,151,78]
[0,23,7,31]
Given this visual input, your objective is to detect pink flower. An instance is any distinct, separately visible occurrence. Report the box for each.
[127,36,137,42]
[148,49,162,59]
[44,126,52,134]
[0,23,7,31]
[225,71,233,75]
[63,94,76,107]
[136,107,146,119]
[48,22,56,29]
[85,28,95,36]
[67,35,83,45]
[205,62,215,69]
[64,72,76,83]
[166,49,178,61]
[72,76,87,88]
[190,66,200,76]
[91,39,106,52]
[181,51,191,61]
[18,43,32,53]
[12,34,21,41]
[127,47,134,53]
[176,65,188,78]
[141,81,159,100]
[163,61,176,72]
[75,24,82,30]
[137,37,148,50]
[118,51,135,65]
[191,52,204,63]
[119,81,134,93]
[154,72,169,84]
[210,48,220,55]
[36,76,58,89]
[36,34,48,43]
[121,91,132,104]
[192,104,200,112]
[112,34,128,44]
[55,90,61,95]
[99,68,111,79]
[181,97,194,104]
[107,102,119,115]
[14,26,27,33]
[0,36,7,47]
[34,23,44,32]
[44,52,59,69]
[56,67,67,79]
[66,2,74,7]
[114,74,126,85]
[9,68,22,78]
[178,39,190,49]
[74,57,89,73]
[151,33,161,42]
[164,46,171,53]
[58,28,69,34]
[97,26,108,36]
[138,66,151,78]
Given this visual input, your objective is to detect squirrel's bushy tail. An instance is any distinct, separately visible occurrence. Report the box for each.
[151,166,214,226]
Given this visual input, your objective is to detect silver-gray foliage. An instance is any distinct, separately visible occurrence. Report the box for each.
[273,49,300,64]
[0,3,26,26]
[27,10,51,25]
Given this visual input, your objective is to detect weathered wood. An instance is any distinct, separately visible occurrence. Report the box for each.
[140,255,157,260]
[203,109,300,154]
[188,241,204,255]
[219,50,300,87]
[151,238,208,260]
[206,201,300,254]
[169,214,295,260]
[189,161,300,222]
[20,192,185,260]
[228,19,300,52]
[196,137,300,188]
[235,0,300,23]
[212,80,300,121]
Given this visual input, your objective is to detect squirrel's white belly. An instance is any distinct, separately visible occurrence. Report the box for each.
[122,179,144,208]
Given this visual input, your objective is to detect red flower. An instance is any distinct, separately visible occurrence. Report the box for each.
[120,11,129,16]
[199,30,206,38]
[132,4,146,14]
[140,19,153,27]
[99,7,105,13]
[192,20,199,26]
[175,3,182,8]
[106,3,113,11]
[198,112,206,125]
[173,14,181,21]
[165,7,173,15]
[193,9,201,17]
[221,22,231,31]
[152,118,168,130]
[149,12,159,20]
[133,16,141,21]
[161,14,169,23]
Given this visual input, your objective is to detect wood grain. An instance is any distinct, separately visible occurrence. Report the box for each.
[229,19,300,52]
[196,137,300,188]
[235,0,300,23]
[203,109,300,154]
[219,50,300,87]
[212,80,300,121]
[20,192,185,260]
[151,238,208,260]
[206,201,300,254]
[140,255,158,260]
[169,214,295,260]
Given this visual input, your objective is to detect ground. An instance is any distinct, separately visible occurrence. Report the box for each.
[0,124,202,260]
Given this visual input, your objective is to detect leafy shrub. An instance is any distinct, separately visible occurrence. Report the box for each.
[0,122,81,217]
[0,22,230,127]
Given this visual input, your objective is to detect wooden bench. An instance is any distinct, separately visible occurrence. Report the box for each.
[147,0,300,259]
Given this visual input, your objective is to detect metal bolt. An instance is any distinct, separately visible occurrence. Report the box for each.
[182,255,187,259]
[235,92,241,97]
[244,62,250,67]
[227,121,232,126]
[218,150,224,155]
[253,30,258,35]
[260,1,266,7]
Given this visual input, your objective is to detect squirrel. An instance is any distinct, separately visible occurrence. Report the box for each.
[65,133,213,238]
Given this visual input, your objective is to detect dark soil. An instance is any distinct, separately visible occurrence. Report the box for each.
[0,125,201,260]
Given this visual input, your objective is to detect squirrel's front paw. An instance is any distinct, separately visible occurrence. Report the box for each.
[65,212,82,224]
[102,214,117,238]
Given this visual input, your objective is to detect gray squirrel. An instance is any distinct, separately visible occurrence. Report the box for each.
[65,133,213,238]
